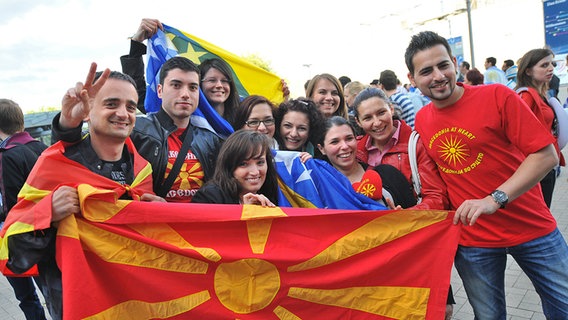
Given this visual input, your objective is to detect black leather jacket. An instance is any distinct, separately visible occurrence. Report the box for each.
[51,111,223,195]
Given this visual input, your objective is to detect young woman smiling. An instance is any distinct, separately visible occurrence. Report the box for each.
[192,130,279,206]
[274,98,324,156]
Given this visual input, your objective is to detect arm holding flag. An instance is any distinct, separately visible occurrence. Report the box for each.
[121,18,164,114]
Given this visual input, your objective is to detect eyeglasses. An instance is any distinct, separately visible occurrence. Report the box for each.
[202,78,231,85]
[245,119,275,128]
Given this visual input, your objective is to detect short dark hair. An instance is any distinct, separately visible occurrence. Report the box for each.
[94,70,137,89]
[378,70,398,91]
[338,76,351,88]
[461,61,470,70]
[159,56,200,85]
[0,99,24,134]
[485,57,497,66]
[405,31,452,75]
[503,59,514,68]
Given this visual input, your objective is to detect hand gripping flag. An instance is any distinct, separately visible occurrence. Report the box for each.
[146,24,285,136]
[55,188,459,319]
[0,138,154,276]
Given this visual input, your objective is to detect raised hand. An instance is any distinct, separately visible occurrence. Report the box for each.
[131,18,164,42]
[60,62,110,129]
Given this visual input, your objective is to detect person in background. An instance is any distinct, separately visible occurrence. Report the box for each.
[369,79,380,88]
[338,76,351,89]
[405,30,568,319]
[505,63,518,89]
[344,81,367,112]
[457,61,470,82]
[192,130,278,206]
[548,61,560,100]
[378,70,416,128]
[515,48,565,208]
[502,59,515,72]
[483,56,507,84]
[306,73,349,119]
[464,68,484,85]
[0,99,49,319]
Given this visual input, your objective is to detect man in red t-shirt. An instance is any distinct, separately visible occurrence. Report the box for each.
[404,31,568,319]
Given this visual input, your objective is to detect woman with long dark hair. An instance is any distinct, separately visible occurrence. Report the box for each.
[192,130,279,205]
[516,48,565,207]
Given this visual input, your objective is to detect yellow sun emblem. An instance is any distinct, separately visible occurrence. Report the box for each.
[438,136,469,166]
[360,183,376,197]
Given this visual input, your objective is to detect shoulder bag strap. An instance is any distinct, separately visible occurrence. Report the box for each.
[157,127,193,197]
[408,131,422,202]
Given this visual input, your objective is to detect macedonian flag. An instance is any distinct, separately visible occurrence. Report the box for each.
[53,187,459,319]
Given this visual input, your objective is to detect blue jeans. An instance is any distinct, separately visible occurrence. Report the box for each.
[5,276,47,320]
[455,228,568,319]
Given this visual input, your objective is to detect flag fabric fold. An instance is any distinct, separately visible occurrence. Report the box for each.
[0,138,154,276]
[274,151,387,210]
[54,189,459,319]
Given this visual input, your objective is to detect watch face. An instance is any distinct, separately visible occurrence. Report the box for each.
[492,190,508,207]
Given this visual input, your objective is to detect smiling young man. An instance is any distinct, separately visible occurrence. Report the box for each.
[405,31,568,319]
[2,64,161,319]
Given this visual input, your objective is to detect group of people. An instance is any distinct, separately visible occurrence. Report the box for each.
[1,17,567,320]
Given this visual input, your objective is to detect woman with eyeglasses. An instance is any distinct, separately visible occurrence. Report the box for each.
[233,95,278,148]
[199,58,240,124]
[192,130,279,206]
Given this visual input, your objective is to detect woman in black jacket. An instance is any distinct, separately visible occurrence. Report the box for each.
[192,130,279,206]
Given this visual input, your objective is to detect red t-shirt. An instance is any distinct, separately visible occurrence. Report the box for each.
[415,83,557,247]
[164,128,204,202]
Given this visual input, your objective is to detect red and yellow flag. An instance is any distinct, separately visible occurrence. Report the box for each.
[0,138,154,276]
[56,190,459,319]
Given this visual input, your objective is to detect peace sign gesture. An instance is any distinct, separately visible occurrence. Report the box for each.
[60,62,110,129]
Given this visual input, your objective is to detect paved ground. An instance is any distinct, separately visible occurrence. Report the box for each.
[1,157,567,319]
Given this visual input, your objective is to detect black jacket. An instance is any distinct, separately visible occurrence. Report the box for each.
[51,110,223,197]
[191,183,239,204]
[0,132,47,221]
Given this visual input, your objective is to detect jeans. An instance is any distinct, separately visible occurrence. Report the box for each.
[455,228,568,319]
[5,276,47,320]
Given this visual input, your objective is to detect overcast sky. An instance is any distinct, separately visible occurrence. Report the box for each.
[0,0,553,112]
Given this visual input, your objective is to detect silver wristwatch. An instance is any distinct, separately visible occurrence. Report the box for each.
[490,190,508,208]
